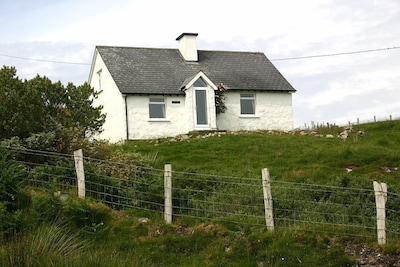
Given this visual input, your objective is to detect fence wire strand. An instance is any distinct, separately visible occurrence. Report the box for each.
[3,146,400,241]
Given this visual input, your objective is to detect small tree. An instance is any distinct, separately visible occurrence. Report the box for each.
[0,66,34,138]
[0,66,105,152]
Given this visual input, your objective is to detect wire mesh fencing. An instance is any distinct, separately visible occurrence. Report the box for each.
[169,170,266,226]
[7,147,77,193]
[272,181,377,237]
[82,156,165,212]
[2,145,400,243]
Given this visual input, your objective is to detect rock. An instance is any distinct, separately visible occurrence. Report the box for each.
[180,134,190,140]
[138,217,149,223]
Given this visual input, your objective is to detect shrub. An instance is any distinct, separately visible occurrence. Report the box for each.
[0,150,26,238]
[63,197,112,235]
[29,192,63,225]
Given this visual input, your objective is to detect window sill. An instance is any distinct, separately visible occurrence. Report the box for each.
[148,118,170,122]
[239,115,259,118]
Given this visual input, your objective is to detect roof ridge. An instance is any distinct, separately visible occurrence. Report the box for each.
[96,45,265,55]
[96,45,177,50]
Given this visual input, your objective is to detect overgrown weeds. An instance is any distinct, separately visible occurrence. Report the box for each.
[0,223,87,266]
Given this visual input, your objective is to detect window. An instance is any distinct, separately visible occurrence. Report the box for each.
[149,98,165,118]
[193,77,207,87]
[240,93,255,115]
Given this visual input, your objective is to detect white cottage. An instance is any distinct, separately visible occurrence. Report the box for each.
[89,33,296,142]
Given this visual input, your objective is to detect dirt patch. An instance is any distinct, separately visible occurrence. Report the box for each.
[344,243,400,266]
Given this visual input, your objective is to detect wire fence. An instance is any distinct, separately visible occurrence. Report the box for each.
[3,145,400,242]
[273,181,377,236]
[301,114,400,130]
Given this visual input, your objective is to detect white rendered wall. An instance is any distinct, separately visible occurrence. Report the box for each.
[216,91,294,132]
[126,95,188,140]
[89,53,127,143]
[126,84,217,140]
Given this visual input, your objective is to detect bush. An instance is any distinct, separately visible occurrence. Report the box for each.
[63,197,112,235]
[29,192,63,225]
[0,150,26,238]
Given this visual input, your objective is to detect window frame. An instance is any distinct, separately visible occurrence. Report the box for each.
[240,93,255,115]
[149,97,166,119]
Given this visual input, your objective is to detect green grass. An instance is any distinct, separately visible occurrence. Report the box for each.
[120,121,400,184]
[2,120,400,266]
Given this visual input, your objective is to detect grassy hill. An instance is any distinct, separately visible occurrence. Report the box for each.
[116,120,400,266]
[121,120,400,185]
[2,120,400,266]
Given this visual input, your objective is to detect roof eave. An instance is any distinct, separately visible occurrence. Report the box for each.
[87,48,99,83]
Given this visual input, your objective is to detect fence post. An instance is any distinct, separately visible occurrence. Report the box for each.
[262,168,274,231]
[164,164,172,224]
[373,181,387,245]
[73,149,85,199]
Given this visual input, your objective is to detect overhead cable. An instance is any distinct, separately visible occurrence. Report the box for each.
[1,46,399,65]
[270,46,400,61]
[0,53,91,65]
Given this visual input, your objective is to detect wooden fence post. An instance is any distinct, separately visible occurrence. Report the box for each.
[262,168,274,231]
[164,164,172,224]
[373,181,387,245]
[73,149,85,199]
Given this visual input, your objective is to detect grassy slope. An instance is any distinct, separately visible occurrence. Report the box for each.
[116,121,400,266]
[4,121,400,266]
[121,120,400,185]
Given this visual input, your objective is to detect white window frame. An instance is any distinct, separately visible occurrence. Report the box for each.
[240,93,255,115]
[149,97,166,119]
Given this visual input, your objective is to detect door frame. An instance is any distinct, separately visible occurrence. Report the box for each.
[193,87,210,129]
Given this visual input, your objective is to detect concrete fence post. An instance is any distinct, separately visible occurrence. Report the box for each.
[262,168,274,231]
[373,181,387,245]
[73,149,85,198]
[164,164,172,224]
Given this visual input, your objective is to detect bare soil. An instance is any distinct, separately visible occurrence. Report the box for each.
[345,243,400,266]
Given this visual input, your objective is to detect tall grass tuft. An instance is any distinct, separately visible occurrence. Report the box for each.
[1,223,87,266]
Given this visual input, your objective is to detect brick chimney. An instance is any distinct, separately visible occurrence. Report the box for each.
[176,33,198,61]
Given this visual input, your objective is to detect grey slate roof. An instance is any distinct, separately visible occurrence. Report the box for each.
[96,46,296,95]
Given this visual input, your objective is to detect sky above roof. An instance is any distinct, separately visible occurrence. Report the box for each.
[1,0,399,128]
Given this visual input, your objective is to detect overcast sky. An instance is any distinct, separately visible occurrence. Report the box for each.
[1,0,399,128]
